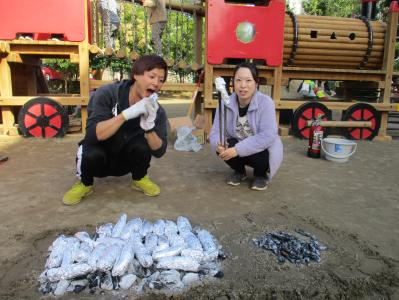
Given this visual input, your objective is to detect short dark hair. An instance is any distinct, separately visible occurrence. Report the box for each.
[131,55,168,82]
[233,62,259,84]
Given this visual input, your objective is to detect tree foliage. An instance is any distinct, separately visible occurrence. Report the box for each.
[303,0,360,18]
[45,1,199,82]
[303,0,391,19]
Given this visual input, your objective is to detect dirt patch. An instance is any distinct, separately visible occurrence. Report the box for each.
[0,136,398,299]
[0,211,397,300]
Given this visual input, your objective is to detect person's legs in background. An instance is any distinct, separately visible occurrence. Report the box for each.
[151,21,166,56]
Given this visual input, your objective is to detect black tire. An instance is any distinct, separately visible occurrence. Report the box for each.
[18,97,68,138]
[292,102,331,139]
[341,103,380,140]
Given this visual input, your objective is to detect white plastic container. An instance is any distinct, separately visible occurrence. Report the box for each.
[321,137,357,163]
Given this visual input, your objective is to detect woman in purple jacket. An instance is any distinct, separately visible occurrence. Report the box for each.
[209,62,283,190]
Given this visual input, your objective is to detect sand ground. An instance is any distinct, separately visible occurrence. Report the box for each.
[0,101,398,299]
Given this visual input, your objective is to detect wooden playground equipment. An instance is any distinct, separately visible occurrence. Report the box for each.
[0,0,399,140]
[203,0,399,141]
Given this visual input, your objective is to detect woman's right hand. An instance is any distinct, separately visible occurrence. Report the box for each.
[216,143,226,154]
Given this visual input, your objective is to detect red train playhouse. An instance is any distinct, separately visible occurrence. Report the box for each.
[0,0,398,140]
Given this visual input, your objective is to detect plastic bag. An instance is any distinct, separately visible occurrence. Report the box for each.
[174,126,202,152]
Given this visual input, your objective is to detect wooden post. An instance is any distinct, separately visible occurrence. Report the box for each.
[379,6,398,139]
[0,56,14,135]
[204,62,214,138]
[272,66,282,126]
[79,0,90,134]
[194,13,203,66]
[26,65,38,96]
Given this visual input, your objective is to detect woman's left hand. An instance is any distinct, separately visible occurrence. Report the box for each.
[219,147,238,161]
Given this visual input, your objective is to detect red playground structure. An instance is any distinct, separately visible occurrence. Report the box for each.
[206,0,285,66]
[0,0,88,42]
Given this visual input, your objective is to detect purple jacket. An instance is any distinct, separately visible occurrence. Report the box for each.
[209,91,283,180]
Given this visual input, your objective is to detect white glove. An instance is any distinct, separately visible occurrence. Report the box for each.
[122,98,151,120]
[214,77,230,105]
[140,101,159,132]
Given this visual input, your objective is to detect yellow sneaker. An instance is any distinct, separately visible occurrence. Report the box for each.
[131,175,160,197]
[63,181,93,205]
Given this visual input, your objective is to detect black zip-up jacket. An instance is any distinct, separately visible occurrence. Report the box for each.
[83,80,167,158]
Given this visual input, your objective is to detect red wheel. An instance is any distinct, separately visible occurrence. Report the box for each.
[292,102,331,139]
[18,97,68,138]
[341,103,380,140]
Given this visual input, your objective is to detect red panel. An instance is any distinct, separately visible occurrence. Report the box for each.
[0,0,85,41]
[302,108,313,119]
[29,127,42,138]
[206,0,285,66]
[352,110,361,119]
[363,109,372,120]
[49,115,62,128]
[370,117,376,129]
[28,104,41,117]
[44,104,57,117]
[24,114,37,128]
[315,108,325,119]
[45,127,58,138]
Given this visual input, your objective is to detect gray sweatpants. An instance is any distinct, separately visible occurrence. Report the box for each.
[151,21,166,56]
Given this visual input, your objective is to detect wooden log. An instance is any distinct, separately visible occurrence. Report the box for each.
[284,27,385,40]
[177,60,188,69]
[165,58,174,67]
[103,47,114,56]
[0,41,10,53]
[283,47,383,58]
[289,22,386,33]
[89,43,102,54]
[129,50,139,61]
[296,14,386,25]
[284,34,384,45]
[305,120,372,127]
[284,40,384,51]
[164,0,204,16]
[116,49,126,59]
[284,31,385,43]
[283,54,382,63]
[190,62,203,71]
[286,60,380,67]
[284,27,385,39]
[284,18,386,30]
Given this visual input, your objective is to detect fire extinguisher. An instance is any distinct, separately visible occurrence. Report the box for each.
[307,114,324,158]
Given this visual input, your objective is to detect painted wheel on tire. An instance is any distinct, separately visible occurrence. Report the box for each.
[18,97,68,138]
[292,102,331,139]
[341,103,380,140]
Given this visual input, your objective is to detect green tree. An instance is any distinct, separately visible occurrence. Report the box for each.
[43,2,201,84]
[303,0,360,18]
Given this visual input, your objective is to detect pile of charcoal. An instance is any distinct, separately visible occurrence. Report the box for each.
[38,214,225,296]
[253,229,327,265]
